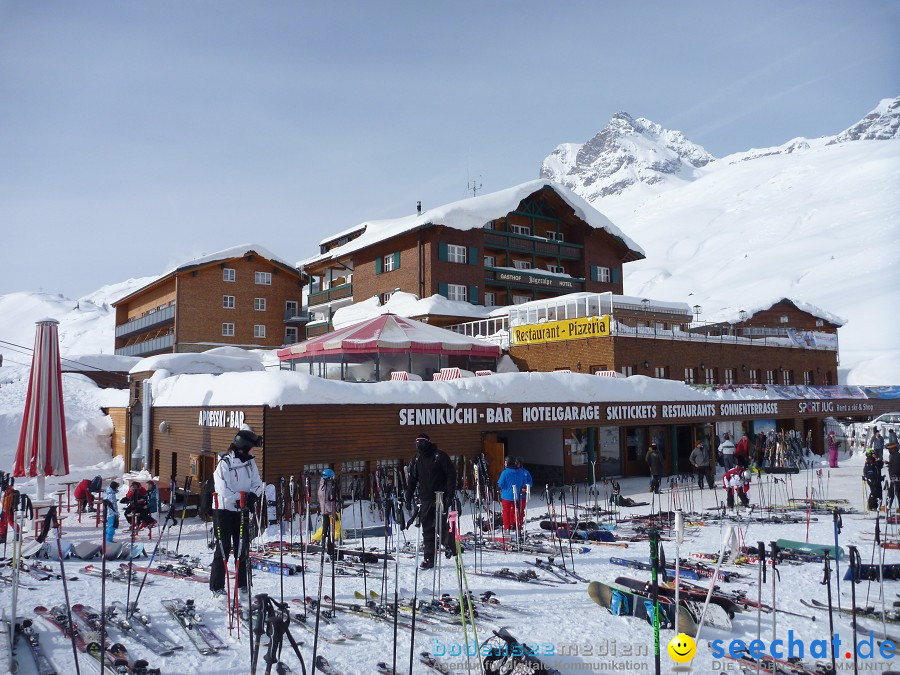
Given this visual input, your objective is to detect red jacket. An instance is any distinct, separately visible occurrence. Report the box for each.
[723,467,750,493]
[73,479,92,499]
[735,436,750,460]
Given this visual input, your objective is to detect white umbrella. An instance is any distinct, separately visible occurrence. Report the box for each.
[13,318,70,500]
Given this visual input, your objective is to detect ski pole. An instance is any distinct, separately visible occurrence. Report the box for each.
[46,505,80,675]
[756,540,765,675]
[391,495,401,675]
[310,507,328,675]
[849,545,860,675]
[876,515,887,639]
[822,552,836,674]
[833,509,842,614]
[649,528,661,675]
[674,510,683,636]
[100,496,108,675]
[279,477,285,606]
[408,507,421,675]
[175,475,192,552]
[770,541,779,644]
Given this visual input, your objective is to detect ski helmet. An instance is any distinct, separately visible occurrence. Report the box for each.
[233,427,262,451]
[322,468,335,479]
[742,470,751,481]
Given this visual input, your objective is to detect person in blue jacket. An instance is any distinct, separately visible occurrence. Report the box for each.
[498,457,532,535]
[104,481,120,543]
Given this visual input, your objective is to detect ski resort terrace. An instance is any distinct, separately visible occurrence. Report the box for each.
[444,292,839,353]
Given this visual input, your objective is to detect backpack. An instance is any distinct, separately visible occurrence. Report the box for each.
[88,475,102,493]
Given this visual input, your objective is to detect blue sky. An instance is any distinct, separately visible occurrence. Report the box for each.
[0,1,897,298]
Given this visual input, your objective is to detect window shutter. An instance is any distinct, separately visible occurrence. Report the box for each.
[468,285,479,304]
[612,268,620,284]
[393,252,401,270]
[468,246,478,266]
[439,282,448,298]
[438,243,448,262]
[375,257,383,275]
[590,266,599,282]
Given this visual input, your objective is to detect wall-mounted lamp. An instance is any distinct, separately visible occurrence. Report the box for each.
[643,360,650,369]
[641,298,650,312]
[738,309,748,322]
[577,362,582,371]
[693,305,702,320]
[700,363,705,370]
[158,421,170,433]
[817,367,822,374]
[779,366,784,372]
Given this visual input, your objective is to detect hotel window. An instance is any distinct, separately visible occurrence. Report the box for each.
[765,369,776,385]
[255,271,272,285]
[592,365,607,374]
[513,260,532,270]
[724,368,735,385]
[285,300,298,317]
[545,231,564,241]
[223,268,235,282]
[654,366,668,379]
[783,369,793,385]
[254,298,266,311]
[547,265,565,274]
[484,255,495,268]
[254,325,266,338]
[749,369,760,384]
[376,252,401,274]
[482,221,495,230]
[779,315,789,323]
[382,290,396,303]
[620,365,634,377]
[510,223,531,236]
[447,244,467,264]
[222,323,235,337]
[484,292,496,307]
[591,266,611,283]
[704,368,716,385]
[284,327,298,344]
[513,295,531,305]
[223,295,235,309]
[804,370,814,385]
[684,367,696,384]
[446,284,467,302]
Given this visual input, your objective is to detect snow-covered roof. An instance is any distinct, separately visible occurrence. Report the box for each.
[332,291,494,329]
[130,348,266,376]
[705,297,847,327]
[61,354,141,373]
[166,243,296,276]
[148,369,874,409]
[300,180,645,267]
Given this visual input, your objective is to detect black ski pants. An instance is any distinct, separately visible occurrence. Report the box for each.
[419,499,451,563]
[867,479,883,511]
[888,475,899,509]
[695,466,714,489]
[210,509,250,592]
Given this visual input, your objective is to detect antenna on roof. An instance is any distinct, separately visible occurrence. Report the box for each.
[467,176,483,197]
[416,201,422,215]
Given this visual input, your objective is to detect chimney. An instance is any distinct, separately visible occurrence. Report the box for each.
[416,201,422,215]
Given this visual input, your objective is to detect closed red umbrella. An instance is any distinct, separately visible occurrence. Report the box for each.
[13,318,69,499]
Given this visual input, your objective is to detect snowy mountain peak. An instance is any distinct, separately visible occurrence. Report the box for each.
[540,112,715,203]
[829,95,900,144]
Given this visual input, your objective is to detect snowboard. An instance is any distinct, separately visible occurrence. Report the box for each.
[775,539,844,560]
[587,580,698,636]
[481,627,563,674]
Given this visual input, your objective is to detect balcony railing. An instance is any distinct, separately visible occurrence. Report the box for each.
[307,283,353,307]
[284,309,311,324]
[305,321,331,338]
[115,304,175,338]
[115,333,175,357]
[482,231,583,259]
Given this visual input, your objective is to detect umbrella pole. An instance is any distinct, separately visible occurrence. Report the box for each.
[37,475,45,502]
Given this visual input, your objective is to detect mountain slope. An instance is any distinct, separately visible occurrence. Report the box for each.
[542,97,900,384]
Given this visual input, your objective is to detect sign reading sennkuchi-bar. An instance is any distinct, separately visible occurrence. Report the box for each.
[511,315,611,345]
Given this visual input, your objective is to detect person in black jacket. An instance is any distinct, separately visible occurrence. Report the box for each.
[863,449,883,511]
[645,443,664,494]
[887,436,900,509]
[404,433,457,570]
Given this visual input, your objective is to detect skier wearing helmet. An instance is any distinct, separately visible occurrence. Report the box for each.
[722,465,750,508]
[210,426,264,602]
[404,432,456,570]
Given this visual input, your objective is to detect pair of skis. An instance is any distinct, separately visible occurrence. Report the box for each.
[160,599,226,656]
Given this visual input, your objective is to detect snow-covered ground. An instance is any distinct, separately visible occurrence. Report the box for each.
[4,445,897,674]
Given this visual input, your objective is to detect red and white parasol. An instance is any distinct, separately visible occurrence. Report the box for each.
[13,318,70,499]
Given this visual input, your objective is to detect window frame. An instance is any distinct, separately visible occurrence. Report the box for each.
[254,297,266,311]
[593,266,612,283]
[724,368,735,385]
[512,260,532,270]
[223,268,236,282]
[509,223,531,236]
[382,254,396,272]
[254,324,266,339]
[284,326,299,344]
[483,292,496,307]
[684,367,696,385]
[484,255,495,268]
[255,271,272,285]
[546,264,565,274]
[285,300,299,316]
[223,295,235,309]
[222,322,235,337]
[446,284,467,303]
[654,366,668,379]
[765,369,776,385]
[447,244,467,264]
[512,295,531,305]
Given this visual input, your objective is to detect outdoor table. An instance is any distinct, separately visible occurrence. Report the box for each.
[60,480,79,512]
[30,498,56,537]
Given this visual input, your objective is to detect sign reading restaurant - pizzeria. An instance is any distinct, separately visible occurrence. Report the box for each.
[511,315,611,346]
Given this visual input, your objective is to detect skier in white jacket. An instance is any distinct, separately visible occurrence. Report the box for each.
[210,426,264,601]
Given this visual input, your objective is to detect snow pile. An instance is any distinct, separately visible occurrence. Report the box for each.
[0,371,128,483]
[131,348,266,376]
[332,291,495,330]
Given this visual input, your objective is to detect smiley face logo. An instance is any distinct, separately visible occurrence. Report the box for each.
[667,633,696,663]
